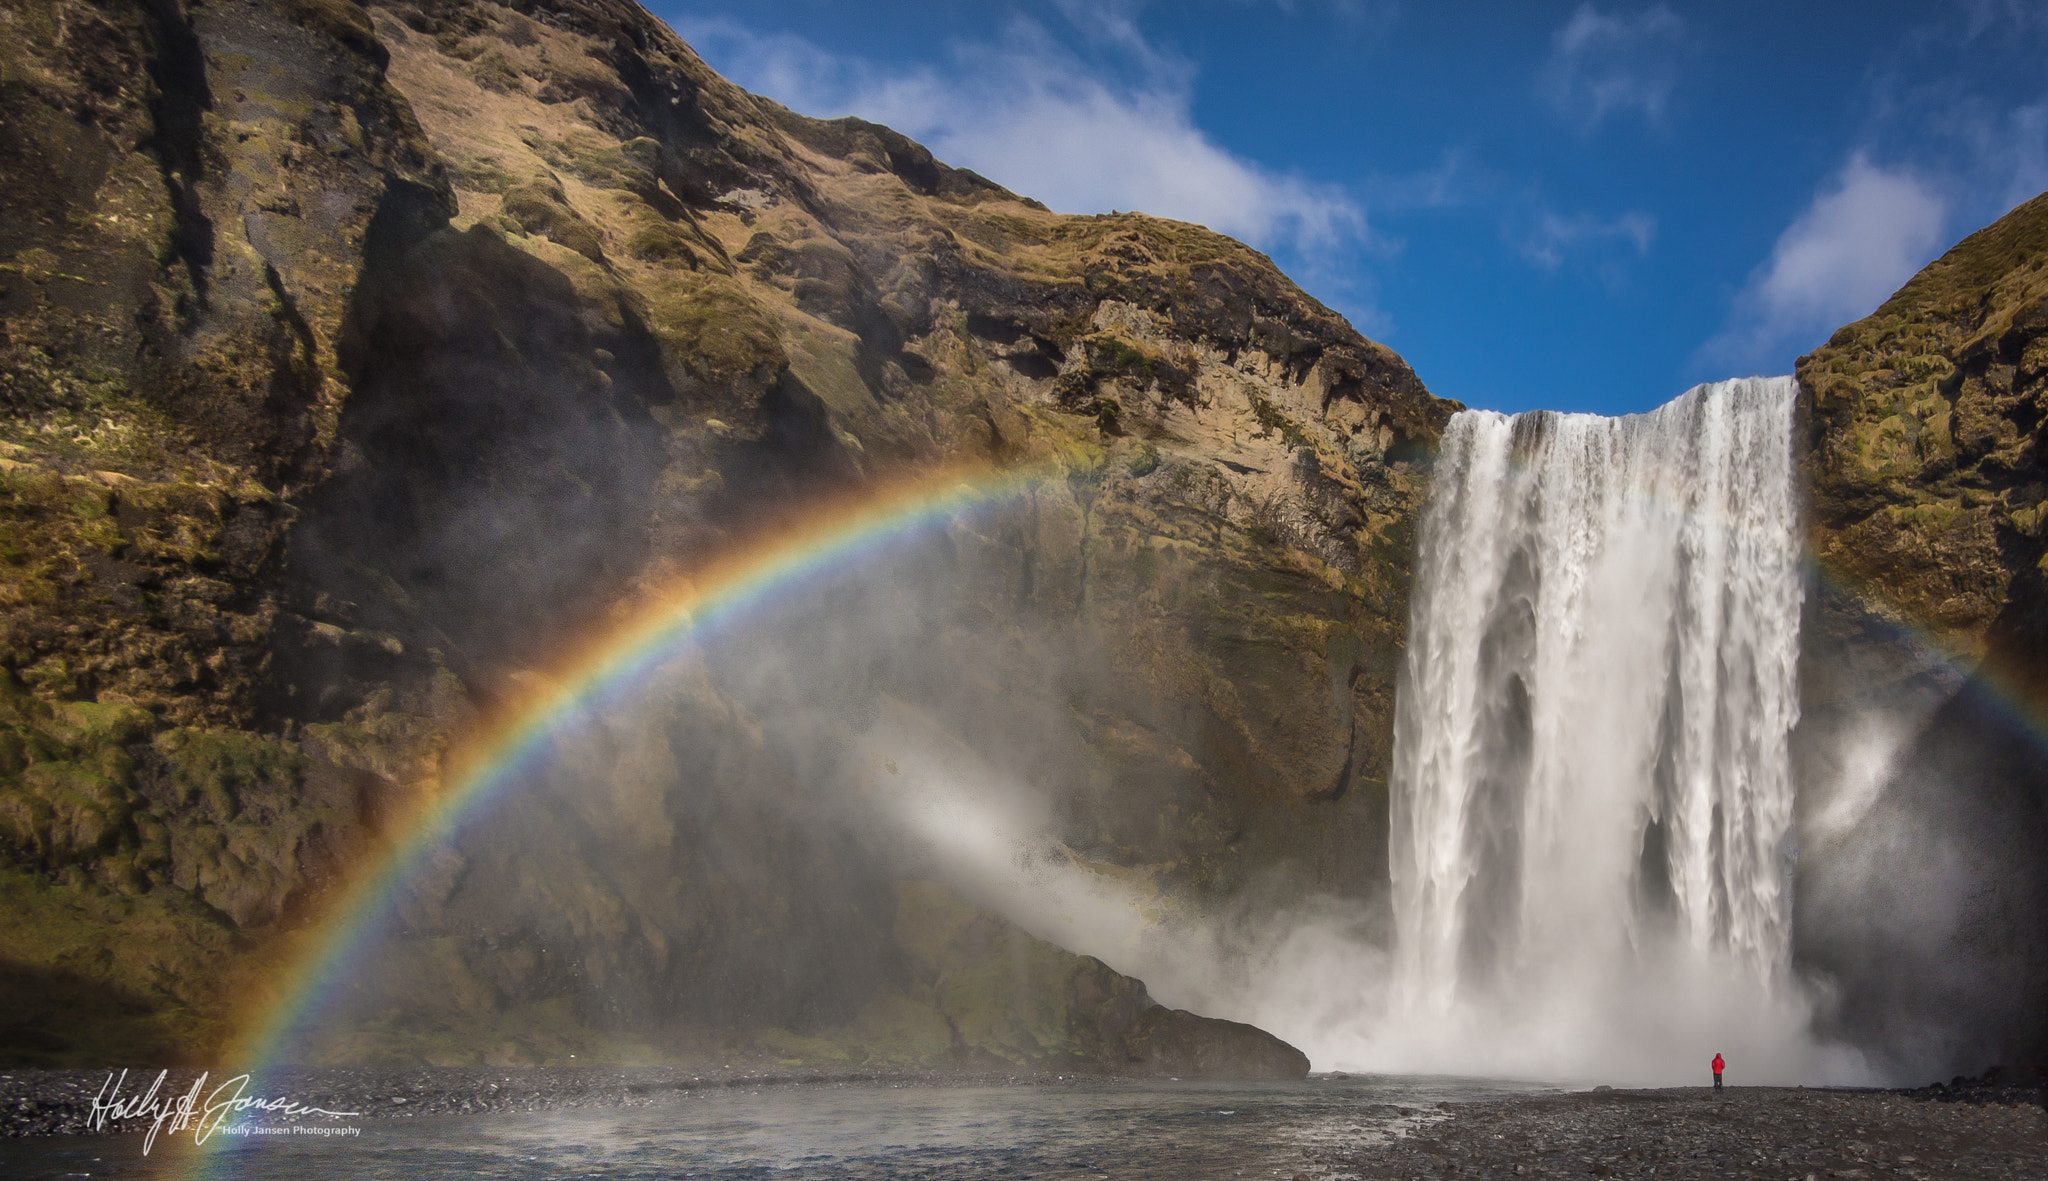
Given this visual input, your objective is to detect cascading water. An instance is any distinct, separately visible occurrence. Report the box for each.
[1383,376,1848,1083]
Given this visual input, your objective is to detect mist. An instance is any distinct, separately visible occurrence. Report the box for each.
[298,386,2045,1087]
[1793,660,2048,1082]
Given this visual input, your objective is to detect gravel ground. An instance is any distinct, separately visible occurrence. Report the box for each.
[7,1064,2047,1181]
[0,1064,1075,1139]
[1319,1082,2048,1180]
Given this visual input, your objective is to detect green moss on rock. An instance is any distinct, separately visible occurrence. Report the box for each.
[0,864,239,1067]
[639,270,786,390]
[0,0,1451,1072]
[500,177,607,263]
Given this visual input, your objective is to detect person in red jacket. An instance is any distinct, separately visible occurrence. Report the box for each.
[1712,1053,1725,1090]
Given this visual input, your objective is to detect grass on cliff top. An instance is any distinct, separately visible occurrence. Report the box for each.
[936,206,1298,308]
[1811,189,2048,369]
[1796,189,2048,495]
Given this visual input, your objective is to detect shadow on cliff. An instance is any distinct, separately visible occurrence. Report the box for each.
[277,208,665,716]
[0,960,198,1069]
[274,205,860,722]
[1795,649,2048,1081]
[281,520,1342,1074]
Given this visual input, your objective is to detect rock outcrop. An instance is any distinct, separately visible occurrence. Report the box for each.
[0,0,1447,1068]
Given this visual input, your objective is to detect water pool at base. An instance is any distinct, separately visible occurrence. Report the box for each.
[0,1075,1553,1180]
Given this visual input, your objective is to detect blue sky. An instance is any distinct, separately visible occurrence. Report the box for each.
[653,1,2048,415]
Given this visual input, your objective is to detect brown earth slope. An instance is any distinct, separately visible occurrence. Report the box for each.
[0,0,1450,1069]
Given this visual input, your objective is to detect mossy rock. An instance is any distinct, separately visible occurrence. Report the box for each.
[0,683,156,868]
[0,864,239,1067]
[624,221,700,265]
[468,47,523,92]
[500,178,607,263]
[1800,189,2048,662]
[527,129,662,200]
[638,270,786,390]
[151,728,305,819]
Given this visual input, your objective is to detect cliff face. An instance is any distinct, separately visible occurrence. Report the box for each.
[1798,190,2048,685]
[0,0,455,1062]
[1795,192,2048,1077]
[0,0,1450,1068]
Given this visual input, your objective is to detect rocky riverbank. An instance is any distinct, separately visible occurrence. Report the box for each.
[10,1065,2048,1181]
[1326,1083,2048,1180]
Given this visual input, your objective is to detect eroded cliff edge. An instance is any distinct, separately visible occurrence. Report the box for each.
[0,0,1450,1069]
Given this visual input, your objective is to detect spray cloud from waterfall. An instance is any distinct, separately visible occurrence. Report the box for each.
[829,378,1880,1084]
[290,376,2013,1087]
[619,377,1877,1085]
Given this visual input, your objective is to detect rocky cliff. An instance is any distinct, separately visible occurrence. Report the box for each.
[1799,189,2048,685]
[0,0,1449,1069]
[1794,191,2048,1076]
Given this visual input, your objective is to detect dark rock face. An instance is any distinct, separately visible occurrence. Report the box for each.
[1794,191,2048,1080]
[0,0,1442,1068]
[285,221,671,705]
[1125,1007,1310,1080]
[0,0,454,1064]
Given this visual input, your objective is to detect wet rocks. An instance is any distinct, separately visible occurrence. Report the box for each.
[1901,1066,2048,1108]
[1121,1007,1311,1080]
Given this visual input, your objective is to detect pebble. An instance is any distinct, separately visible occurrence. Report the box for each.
[1322,1084,2048,1181]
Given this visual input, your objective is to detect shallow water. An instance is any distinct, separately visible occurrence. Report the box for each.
[0,1075,1549,1180]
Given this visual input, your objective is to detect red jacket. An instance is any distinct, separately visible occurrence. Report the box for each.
[1712,1055,1725,1073]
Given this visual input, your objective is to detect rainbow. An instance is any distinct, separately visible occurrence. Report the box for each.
[1804,558,2048,753]
[192,461,1045,1175]
[175,436,2048,1172]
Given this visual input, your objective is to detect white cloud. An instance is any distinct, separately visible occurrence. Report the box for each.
[1857,3,2048,215]
[678,15,1368,258]
[1954,0,2048,44]
[1699,154,1950,372]
[1518,209,1656,271]
[1691,1,2048,379]
[1538,3,1686,131]
[1256,0,1403,34]
[1940,97,2048,213]
[2007,102,2048,209]
[1364,146,1496,214]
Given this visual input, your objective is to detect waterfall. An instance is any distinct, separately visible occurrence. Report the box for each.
[1387,377,1813,1081]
